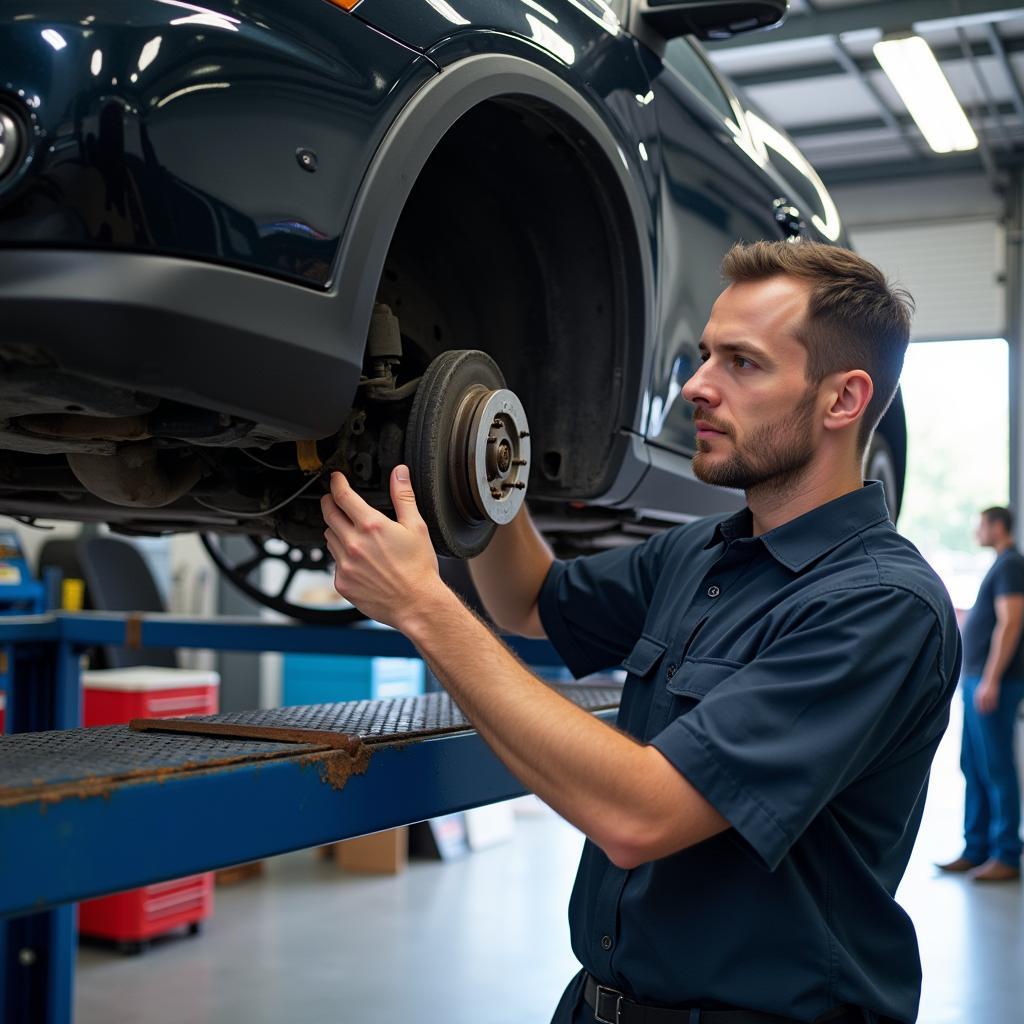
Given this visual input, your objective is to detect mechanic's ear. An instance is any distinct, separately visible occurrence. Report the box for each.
[390,465,423,527]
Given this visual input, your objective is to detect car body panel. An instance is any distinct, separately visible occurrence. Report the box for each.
[354,0,625,66]
[0,0,433,286]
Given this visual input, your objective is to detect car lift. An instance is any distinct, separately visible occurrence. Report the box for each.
[0,612,620,1024]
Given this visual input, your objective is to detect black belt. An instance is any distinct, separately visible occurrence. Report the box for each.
[583,975,867,1024]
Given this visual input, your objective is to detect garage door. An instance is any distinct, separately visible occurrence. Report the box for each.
[849,218,1005,342]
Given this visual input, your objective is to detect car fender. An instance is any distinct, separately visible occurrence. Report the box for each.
[331,48,660,503]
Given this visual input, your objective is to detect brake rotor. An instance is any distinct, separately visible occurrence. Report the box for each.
[449,385,530,526]
[404,350,531,558]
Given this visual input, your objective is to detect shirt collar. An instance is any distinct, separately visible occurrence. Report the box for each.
[704,482,891,572]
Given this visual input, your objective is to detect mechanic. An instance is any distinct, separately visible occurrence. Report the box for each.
[938,505,1024,882]
[321,241,961,1024]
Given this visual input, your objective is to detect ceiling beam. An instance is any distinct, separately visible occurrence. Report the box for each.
[987,22,1024,121]
[820,153,1013,186]
[723,37,1024,88]
[709,1,1024,52]
[788,99,1020,140]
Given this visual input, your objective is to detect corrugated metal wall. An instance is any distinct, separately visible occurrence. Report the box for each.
[850,219,1005,341]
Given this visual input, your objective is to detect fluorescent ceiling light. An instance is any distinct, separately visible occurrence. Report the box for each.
[873,35,977,154]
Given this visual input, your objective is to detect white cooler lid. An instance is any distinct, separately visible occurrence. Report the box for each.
[81,667,220,692]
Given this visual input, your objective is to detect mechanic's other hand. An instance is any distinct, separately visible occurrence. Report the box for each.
[974,677,1001,715]
[321,467,442,630]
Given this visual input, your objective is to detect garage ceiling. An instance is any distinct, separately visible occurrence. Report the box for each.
[705,0,1024,185]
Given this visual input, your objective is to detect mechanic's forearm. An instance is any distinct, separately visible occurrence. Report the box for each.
[404,586,660,856]
[468,507,554,636]
[983,622,1022,684]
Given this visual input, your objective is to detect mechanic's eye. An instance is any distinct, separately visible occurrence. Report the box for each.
[734,355,755,370]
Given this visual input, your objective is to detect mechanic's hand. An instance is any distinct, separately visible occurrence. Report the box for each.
[974,677,1001,715]
[321,467,443,630]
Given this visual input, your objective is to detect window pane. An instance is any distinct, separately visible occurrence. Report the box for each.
[663,38,736,123]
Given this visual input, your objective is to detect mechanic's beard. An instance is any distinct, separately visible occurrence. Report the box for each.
[692,392,817,498]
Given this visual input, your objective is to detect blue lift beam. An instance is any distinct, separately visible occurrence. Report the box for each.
[0,613,605,1024]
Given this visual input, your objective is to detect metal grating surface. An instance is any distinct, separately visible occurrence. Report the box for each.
[0,725,301,793]
[169,685,623,741]
[0,685,621,797]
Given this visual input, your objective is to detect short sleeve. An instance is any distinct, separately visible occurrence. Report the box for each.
[992,556,1024,599]
[538,525,680,678]
[649,585,953,871]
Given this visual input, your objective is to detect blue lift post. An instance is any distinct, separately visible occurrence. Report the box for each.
[0,529,76,1024]
[0,530,47,618]
[0,613,579,1024]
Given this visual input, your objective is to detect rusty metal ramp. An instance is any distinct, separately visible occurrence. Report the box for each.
[0,684,622,803]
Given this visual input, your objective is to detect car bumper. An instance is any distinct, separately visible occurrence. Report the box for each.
[0,249,362,441]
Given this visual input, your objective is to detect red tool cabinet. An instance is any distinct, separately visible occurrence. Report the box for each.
[79,667,219,950]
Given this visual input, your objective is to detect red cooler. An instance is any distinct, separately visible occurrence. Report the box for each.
[80,667,219,948]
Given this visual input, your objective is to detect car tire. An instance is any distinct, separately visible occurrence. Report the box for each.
[864,432,900,522]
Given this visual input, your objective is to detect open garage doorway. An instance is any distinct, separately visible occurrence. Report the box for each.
[896,338,1010,615]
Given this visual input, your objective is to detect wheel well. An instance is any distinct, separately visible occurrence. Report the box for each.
[375,96,645,500]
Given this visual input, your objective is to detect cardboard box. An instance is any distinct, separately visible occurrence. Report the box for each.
[333,827,409,875]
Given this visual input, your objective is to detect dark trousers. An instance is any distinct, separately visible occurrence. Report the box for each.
[960,675,1024,866]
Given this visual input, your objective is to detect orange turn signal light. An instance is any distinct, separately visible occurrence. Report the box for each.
[325,0,361,9]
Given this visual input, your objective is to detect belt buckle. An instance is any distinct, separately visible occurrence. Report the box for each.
[594,984,623,1024]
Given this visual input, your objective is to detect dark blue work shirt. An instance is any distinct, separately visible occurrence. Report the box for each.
[961,548,1024,679]
[538,483,961,1023]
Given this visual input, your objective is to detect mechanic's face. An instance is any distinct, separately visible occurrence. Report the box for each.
[682,276,821,494]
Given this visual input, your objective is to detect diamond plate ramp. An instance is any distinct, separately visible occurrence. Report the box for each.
[0,725,307,801]
[0,684,622,804]
[131,684,622,746]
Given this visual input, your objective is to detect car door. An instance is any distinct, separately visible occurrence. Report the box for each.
[643,37,794,457]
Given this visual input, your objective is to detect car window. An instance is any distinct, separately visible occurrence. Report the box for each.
[663,37,736,124]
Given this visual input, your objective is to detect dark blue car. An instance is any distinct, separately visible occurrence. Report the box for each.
[0,0,905,619]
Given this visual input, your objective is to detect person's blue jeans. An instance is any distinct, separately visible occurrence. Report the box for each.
[960,675,1024,866]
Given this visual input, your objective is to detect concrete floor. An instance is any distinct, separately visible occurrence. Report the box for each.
[76,700,1024,1024]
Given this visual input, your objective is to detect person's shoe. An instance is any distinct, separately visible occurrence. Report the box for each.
[969,859,1021,882]
[935,856,982,873]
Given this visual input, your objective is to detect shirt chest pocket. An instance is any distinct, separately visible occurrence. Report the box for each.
[620,635,668,682]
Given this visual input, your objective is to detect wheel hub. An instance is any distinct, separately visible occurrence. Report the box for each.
[449,386,530,526]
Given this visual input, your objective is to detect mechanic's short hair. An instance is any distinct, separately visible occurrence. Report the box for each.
[721,240,914,452]
[982,506,1014,535]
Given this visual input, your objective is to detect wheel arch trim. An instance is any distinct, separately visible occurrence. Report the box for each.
[328,52,655,419]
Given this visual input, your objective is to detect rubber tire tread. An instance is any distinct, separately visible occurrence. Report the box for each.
[865,432,900,521]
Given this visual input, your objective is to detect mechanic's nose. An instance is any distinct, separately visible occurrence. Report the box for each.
[682,360,717,407]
